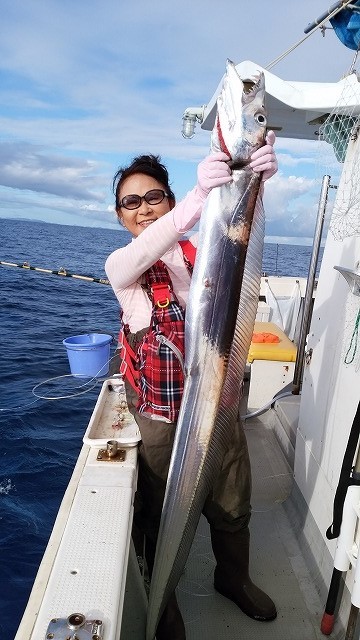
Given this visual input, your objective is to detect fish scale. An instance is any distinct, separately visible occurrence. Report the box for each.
[146,60,267,640]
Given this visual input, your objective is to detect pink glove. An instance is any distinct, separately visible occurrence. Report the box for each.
[249,130,278,181]
[197,152,232,199]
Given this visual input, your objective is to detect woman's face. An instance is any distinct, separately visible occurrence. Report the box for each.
[117,173,172,237]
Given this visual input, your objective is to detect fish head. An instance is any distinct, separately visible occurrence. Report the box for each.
[212,60,267,167]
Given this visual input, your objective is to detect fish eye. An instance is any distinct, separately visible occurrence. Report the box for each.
[255,113,266,125]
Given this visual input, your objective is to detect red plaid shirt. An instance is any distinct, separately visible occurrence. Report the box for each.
[119,241,195,423]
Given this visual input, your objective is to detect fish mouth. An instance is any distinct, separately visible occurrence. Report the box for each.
[227,159,249,170]
[214,61,266,165]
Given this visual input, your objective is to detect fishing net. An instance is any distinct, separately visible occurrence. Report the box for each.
[315,70,360,369]
[317,72,360,241]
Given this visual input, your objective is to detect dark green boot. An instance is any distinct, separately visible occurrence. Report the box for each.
[155,592,186,640]
[210,527,277,622]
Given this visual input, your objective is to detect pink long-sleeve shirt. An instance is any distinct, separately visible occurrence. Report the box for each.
[105,186,203,332]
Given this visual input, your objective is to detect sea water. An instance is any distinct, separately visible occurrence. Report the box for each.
[0,218,323,637]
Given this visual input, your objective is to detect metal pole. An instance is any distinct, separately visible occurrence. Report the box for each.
[292,175,331,394]
[304,0,356,34]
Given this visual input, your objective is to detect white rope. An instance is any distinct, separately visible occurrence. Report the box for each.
[0,397,40,413]
[265,0,356,71]
[32,374,99,400]
[0,375,99,412]
[0,352,120,411]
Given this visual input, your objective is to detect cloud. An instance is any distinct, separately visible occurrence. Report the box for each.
[0,185,116,229]
[263,173,329,237]
[0,0,355,235]
[0,142,105,200]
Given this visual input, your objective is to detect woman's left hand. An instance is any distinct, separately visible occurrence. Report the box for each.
[249,130,278,181]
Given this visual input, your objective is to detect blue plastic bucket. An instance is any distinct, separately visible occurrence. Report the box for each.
[62,333,113,377]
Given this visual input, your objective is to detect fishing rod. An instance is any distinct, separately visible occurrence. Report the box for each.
[0,260,110,286]
[321,400,360,637]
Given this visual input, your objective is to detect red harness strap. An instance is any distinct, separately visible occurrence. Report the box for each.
[150,282,171,308]
[179,239,197,267]
[118,328,140,392]
[142,240,196,310]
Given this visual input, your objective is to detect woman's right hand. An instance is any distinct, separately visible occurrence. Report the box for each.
[197,152,232,199]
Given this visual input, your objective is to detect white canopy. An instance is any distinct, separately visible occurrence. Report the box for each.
[201,60,360,140]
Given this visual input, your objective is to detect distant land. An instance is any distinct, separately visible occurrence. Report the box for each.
[0,216,118,230]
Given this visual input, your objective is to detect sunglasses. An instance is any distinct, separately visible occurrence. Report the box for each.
[119,189,169,210]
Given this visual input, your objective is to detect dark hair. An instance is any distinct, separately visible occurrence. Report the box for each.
[113,154,175,215]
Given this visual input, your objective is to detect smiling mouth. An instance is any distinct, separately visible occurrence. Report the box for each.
[139,219,156,226]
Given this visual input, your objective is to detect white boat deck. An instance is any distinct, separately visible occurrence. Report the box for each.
[121,405,345,640]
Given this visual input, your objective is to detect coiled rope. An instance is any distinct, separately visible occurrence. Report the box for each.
[0,352,120,412]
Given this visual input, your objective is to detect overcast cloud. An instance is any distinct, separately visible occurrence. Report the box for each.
[0,0,355,239]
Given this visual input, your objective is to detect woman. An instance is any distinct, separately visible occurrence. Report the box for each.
[105,134,278,639]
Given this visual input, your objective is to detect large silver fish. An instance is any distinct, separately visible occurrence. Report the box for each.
[146,60,267,640]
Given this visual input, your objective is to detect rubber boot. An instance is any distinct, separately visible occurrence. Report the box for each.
[210,526,277,622]
[145,538,186,640]
[155,592,186,640]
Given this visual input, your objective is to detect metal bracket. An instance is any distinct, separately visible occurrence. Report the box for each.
[334,266,360,296]
[96,439,126,462]
[45,613,103,639]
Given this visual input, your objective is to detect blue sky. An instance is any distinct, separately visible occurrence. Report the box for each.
[0,0,356,243]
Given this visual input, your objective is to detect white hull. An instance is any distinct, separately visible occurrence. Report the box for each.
[15,380,144,640]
